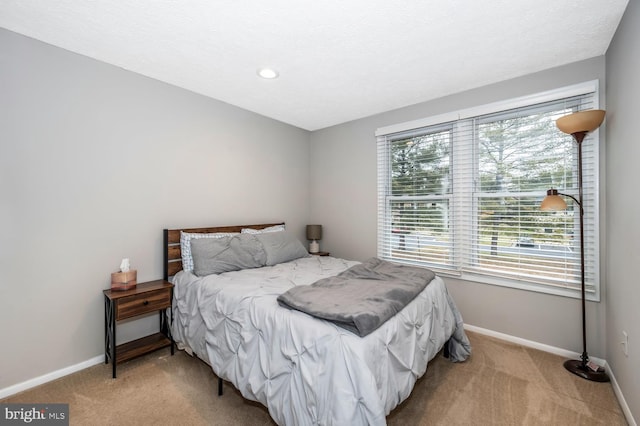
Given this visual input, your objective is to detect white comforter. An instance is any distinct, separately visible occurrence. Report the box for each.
[172,256,469,425]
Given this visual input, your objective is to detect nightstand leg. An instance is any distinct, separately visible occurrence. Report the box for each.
[104,296,108,365]
[112,319,117,378]
[107,298,116,378]
[159,295,175,356]
[170,288,175,355]
[159,309,174,355]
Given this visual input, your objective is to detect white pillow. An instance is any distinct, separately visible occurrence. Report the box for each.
[241,224,285,234]
[180,231,238,272]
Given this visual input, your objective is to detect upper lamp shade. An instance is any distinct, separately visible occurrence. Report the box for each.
[306,225,322,241]
[556,110,605,135]
[540,189,568,211]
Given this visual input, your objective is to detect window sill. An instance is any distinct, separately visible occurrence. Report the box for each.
[438,270,601,302]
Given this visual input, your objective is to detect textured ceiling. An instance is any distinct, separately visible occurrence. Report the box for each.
[0,1,629,131]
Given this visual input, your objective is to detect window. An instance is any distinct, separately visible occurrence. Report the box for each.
[376,82,601,300]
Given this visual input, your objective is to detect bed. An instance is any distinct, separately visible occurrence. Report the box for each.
[163,223,471,425]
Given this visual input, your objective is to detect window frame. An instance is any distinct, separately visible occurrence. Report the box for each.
[376,81,602,301]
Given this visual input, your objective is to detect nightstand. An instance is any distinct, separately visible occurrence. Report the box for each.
[103,279,174,378]
[310,251,330,256]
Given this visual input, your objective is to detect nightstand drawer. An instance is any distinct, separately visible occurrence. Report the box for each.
[116,288,171,320]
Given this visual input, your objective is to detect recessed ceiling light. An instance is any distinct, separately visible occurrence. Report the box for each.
[257,68,279,79]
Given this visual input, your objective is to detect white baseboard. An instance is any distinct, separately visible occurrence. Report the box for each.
[463,324,603,363]
[464,324,636,426]
[604,360,638,426]
[0,355,104,400]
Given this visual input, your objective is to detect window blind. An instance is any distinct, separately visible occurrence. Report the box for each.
[377,82,600,299]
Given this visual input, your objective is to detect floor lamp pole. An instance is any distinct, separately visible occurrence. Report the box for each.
[544,109,608,381]
[562,131,610,382]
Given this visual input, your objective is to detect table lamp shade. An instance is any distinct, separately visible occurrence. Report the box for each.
[306,225,322,241]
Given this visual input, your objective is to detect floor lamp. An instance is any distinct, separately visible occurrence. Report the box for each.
[540,109,609,382]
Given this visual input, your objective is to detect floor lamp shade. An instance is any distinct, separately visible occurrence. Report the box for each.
[556,110,605,134]
[540,189,568,211]
[541,109,609,382]
[306,225,322,253]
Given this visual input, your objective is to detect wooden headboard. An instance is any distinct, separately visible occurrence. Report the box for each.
[163,222,285,280]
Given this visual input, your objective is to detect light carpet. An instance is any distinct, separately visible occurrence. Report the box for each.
[2,331,626,425]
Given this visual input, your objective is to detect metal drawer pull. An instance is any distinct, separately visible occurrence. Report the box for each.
[143,300,149,306]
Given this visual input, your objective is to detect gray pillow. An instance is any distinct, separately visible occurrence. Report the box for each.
[191,234,267,277]
[255,231,309,266]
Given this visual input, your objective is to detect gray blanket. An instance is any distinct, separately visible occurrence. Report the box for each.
[277,257,435,337]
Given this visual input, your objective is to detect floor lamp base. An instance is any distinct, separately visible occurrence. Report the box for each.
[564,359,610,382]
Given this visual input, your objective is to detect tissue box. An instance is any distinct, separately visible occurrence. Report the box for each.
[111,270,137,291]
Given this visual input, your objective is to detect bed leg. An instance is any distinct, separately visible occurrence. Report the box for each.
[218,377,223,396]
[443,339,450,359]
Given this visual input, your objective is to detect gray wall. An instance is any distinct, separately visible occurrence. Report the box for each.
[0,29,310,390]
[310,57,608,358]
[606,0,640,420]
